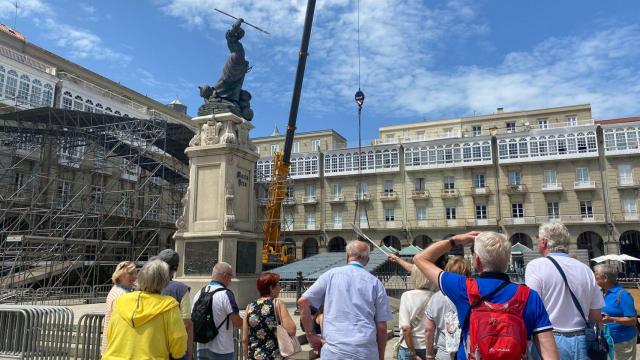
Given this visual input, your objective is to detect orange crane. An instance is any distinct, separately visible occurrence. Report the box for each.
[262,0,316,267]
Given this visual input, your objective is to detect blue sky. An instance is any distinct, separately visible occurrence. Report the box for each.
[1,0,639,144]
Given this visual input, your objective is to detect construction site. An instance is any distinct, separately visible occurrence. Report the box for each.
[0,106,194,304]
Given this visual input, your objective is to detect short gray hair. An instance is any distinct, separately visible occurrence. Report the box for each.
[594,264,618,282]
[212,261,233,278]
[474,231,511,272]
[137,259,170,293]
[539,222,570,252]
[346,240,370,262]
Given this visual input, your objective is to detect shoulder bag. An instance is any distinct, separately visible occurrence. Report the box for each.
[274,298,302,357]
[546,256,609,360]
[392,293,431,359]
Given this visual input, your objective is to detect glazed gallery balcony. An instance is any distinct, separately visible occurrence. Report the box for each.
[404,140,492,171]
[324,146,400,177]
[498,129,598,164]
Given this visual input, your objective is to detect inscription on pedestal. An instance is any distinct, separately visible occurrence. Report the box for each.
[184,241,219,275]
[236,241,257,274]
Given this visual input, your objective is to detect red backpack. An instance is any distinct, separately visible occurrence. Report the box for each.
[464,278,530,360]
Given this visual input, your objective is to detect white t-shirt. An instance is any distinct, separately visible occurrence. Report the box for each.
[192,283,239,354]
[525,253,604,332]
[398,289,433,349]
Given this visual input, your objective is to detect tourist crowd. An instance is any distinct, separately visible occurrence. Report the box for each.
[98,222,638,360]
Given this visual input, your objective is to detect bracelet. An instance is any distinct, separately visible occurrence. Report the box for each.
[448,237,456,248]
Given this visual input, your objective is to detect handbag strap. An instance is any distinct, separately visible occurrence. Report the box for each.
[397,292,432,346]
[274,298,282,325]
[409,293,431,328]
[546,256,588,324]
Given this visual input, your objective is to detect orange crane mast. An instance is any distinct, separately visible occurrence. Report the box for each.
[261,0,316,267]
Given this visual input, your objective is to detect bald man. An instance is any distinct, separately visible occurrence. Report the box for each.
[298,241,392,360]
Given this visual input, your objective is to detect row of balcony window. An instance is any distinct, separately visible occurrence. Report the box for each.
[270,194,637,233]
[276,211,639,232]
[258,174,637,205]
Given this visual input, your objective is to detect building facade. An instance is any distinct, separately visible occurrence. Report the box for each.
[253,105,640,269]
[0,24,194,289]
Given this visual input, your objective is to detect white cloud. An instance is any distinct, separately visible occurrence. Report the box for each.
[0,0,52,20]
[159,0,640,122]
[41,19,132,65]
[134,68,197,103]
[80,4,96,15]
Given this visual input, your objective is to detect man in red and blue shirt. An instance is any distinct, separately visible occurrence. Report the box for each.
[414,231,559,360]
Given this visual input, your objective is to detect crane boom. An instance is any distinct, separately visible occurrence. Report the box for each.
[262,0,317,266]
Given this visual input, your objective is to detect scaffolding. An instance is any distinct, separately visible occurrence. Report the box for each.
[0,108,192,301]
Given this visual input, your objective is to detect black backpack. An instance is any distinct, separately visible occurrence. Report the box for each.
[191,286,230,343]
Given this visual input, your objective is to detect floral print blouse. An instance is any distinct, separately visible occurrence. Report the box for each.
[247,298,281,360]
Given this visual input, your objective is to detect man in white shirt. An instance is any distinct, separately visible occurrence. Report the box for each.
[298,240,392,360]
[192,262,243,360]
[525,222,604,360]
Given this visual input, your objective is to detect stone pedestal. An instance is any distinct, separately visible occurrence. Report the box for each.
[173,113,261,308]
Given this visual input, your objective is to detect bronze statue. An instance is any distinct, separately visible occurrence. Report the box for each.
[198,19,254,120]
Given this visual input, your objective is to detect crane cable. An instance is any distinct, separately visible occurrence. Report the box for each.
[353,0,367,231]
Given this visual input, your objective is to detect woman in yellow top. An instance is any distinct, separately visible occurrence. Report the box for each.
[103,259,187,359]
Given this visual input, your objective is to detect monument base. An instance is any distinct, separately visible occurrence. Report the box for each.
[173,112,262,308]
[175,275,259,309]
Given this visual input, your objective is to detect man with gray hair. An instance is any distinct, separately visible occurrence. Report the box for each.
[525,222,604,359]
[414,231,558,360]
[298,240,392,359]
[191,262,242,360]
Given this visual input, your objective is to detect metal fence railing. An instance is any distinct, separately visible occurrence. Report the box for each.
[0,285,114,305]
[0,304,74,359]
[74,312,105,360]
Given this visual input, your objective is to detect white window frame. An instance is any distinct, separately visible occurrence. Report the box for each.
[618,164,632,185]
[311,139,321,151]
[383,180,394,193]
[446,207,456,220]
[332,182,342,197]
[508,171,521,186]
[547,202,559,219]
[270,144,280,155]
[475,204,487,219]
[538,119,548,129]
[473,174,485,188]
[359,208,368,226]
[416,207,427,221]
[443,176,455,190]
[580,200,593,218]
[543,170,557,185]
[512,203,524,218]
[472,125,482,136]
[305,209,315,227]
[384,207,395,222]
[333,210,342,228]
[566,116,577,127]
[576,167,589,184]
[292,142,300,154]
